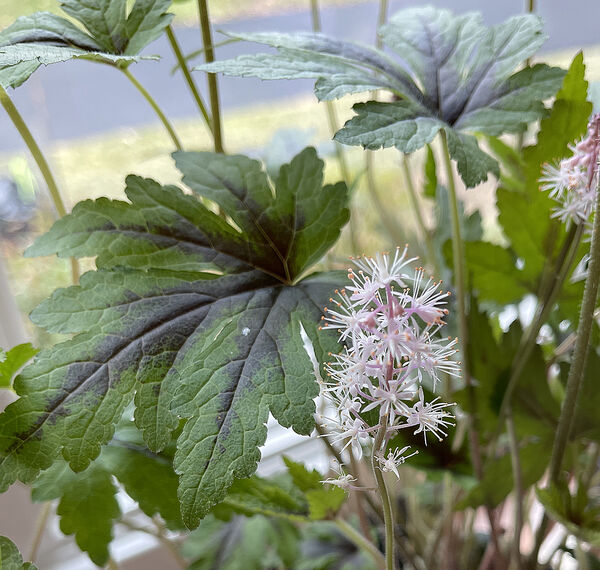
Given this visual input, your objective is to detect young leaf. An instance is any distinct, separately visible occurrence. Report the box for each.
[31,460,119,566]
[198,8,564,187]
[0,536,38,569]
[183,514,301,570]
[0,343,39,389]
[537,484,600,546]
[282,457,346,520]
[0,0,173,88]
[496,53,592,286]
[0,147,347,530]
[457,437,552,509]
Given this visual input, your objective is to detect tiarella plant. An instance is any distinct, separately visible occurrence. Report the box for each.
[0,1,599,569]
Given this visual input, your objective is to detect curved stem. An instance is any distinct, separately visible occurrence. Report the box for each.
[28,502,52,563]
[197,0,224,154]
[371,420,395,570]
[549,196,600,483]
[166,25,212,133]
[0,86,79,283]
[335,519,386,570]
[120,68,182,150]
[530,181,600,568]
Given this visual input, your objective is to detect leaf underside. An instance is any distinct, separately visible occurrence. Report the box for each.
[0,0,173,88]
[198,7,565,187]
[0,147,348,528]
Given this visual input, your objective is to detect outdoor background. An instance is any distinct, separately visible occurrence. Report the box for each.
[1,0,599,567]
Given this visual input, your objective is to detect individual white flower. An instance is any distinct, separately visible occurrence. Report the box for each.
[376,446,419,478]
[403,387,456,443]
[348,246,417,296]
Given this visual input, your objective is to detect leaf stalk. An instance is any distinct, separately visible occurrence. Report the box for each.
[197,0,224,154]
[166,25,213,133]
[120,67,182,151]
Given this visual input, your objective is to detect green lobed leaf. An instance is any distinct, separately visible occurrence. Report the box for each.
[199,8,564,188]
[0,0,172,88]
[32,459,119,566]
[571,350,600,441]
[496,53,592,287]
[0,536,38,570]
[213,475,307,521]
[0,344,39,389]
[102,439,183,528]
[30,422,183,564]
[537,484,600,546]
[464,242,530,304]
[282,457,346,519]
[443,128,500,188]
[183,514,301,570]
[333,100,443,153]
[0,148,347,530]
[457,436,552,509]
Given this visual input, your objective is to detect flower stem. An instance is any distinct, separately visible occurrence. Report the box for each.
[120,67,182,151]
[530,175,600,568]
[371,420,395,570]
[335,519,386,570]
[166,25,212,133]
[0,86,79,283]
[549,191,600,483]
[197,0,224,154]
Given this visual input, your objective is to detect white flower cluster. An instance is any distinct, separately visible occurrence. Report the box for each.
[318,248,458,484]
[540,114,600,225]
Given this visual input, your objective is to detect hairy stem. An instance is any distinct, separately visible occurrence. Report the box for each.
[0,86,79,283]
[166,25,212,132]
[120,67,182,151]
[372,419,395,570]
[530,178,600,568]
[197,0,224,153]
[335,519,386,570]
[550,192,600,482]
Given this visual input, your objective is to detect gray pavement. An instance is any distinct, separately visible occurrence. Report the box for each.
[1,0,599,152]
